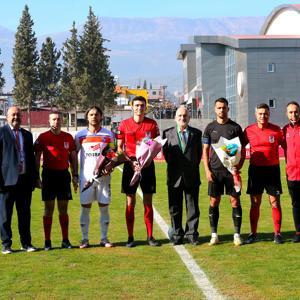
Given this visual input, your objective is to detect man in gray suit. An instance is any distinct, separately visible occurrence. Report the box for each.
[163,106,202,245]
[0,106,37,254]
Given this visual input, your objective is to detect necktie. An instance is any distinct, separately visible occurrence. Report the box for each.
[181,131,187,151]
[15,130,20,150]
[15,129,24,173]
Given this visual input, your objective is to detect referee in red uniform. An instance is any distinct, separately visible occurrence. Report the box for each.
[244,103,284,244]
[283,101,300,242]
[35,112,78,250]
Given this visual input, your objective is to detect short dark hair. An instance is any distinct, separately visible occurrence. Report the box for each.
[131,96,147,104]
[49,111,62,117]
[85,106,103,120]
[256,103,270,111]
[214,97,228,106]
[287,101,300,109]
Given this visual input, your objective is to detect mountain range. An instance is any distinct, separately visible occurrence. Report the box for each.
[0,16,265,93]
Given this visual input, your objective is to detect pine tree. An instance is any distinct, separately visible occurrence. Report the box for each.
[38,37,61,108]
[79,7,115,108]
[60,22,82,130]
[0,49,5,92]
[12,5,38,130]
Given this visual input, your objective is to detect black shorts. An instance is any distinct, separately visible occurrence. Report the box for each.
[122,161,156,194]
[287,180,300,206]
[42,168,72,201]
[208,168,240,197]
[247,164,282,196]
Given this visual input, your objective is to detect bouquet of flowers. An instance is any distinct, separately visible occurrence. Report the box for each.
[212,136,242,192]
[81,143,128,192]
[129,136,167,186]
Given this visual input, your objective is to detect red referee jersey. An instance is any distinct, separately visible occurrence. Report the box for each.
[283,121,300,181]
[244,123,283,166]
[34,130,76,170]
[116,117,159,157]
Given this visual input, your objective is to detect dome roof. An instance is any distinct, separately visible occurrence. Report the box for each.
[260,4,300,35]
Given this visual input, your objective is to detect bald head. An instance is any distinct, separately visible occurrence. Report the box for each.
[175,105,190,130]
[6,106,22,129]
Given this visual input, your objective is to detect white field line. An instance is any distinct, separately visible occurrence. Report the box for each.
[117,166,223,300]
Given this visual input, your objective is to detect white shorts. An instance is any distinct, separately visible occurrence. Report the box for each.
[80,175,111,205]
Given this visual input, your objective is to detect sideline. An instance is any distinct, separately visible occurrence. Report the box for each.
[117,166,223,300]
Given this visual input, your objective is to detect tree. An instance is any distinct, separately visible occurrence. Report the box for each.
[60,22,82,130]
[38,37,61,108]
[143,80,147,89]
[0,49,5,93]
[12,5,38,130]
[79,7,115,108]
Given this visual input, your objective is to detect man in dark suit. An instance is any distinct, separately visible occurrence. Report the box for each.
[0,106,37,254]
[163,106,202,245]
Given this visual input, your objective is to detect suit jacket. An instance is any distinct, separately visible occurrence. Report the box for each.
[163,125,202,188]
[0,124,37,190]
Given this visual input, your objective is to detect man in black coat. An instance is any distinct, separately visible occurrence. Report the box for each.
[0,106,37,254]
[163,106,202,245]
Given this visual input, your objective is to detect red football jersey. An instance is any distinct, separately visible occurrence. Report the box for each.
[244,123,283,166]
[283,121,300,181]
[34,130,76,170]
[117,117,159,157]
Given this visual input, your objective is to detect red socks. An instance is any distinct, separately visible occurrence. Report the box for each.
[272,206,282,234]
[144,203,153,238]
[126,204,135,238]
[250,205,260,234]
[59,214,69,240]
[43,216,52,241]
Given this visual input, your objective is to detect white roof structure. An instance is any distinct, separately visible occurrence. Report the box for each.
[260,4,300,35]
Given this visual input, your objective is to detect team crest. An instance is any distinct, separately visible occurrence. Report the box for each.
[269,136,275,143]
[64,142,69,149]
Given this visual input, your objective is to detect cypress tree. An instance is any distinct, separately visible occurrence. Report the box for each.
[0,49,5,93]
[38,37,61,108]
[80,7,115,108]
[60,22,82,130]
[12,5,38,130]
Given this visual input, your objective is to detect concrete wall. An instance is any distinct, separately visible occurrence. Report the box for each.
[200,44,226,119]
[246,47,300,126]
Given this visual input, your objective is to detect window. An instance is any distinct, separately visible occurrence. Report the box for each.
[269,98,276,108]
[152,91,156,95]
[267,63,275,73]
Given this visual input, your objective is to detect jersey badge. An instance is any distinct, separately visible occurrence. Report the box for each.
[269,136,275,143]
[64,142,69,149]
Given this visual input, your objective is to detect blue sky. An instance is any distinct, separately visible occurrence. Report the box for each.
[1,0,299,35]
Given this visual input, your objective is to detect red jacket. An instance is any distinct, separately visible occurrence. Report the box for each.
[283,121,300,181]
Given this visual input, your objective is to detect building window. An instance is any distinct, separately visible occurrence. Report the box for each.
[152,91,156,95]
[267,63,275,73]
[269,98,276,108]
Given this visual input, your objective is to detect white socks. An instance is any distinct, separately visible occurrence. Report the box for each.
[99,205,110,240]
[80,207,91,240]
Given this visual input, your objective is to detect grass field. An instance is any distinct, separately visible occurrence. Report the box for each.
[1,160,300,299]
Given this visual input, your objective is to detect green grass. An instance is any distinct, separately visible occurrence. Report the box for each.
[1,160,300,299]
[154,160,300,300]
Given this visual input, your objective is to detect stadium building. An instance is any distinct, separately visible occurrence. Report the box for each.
[178,4,300,128]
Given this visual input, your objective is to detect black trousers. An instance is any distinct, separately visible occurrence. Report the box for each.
[287,180,300,232]
[0,174,33,247]
[168,181,200,240]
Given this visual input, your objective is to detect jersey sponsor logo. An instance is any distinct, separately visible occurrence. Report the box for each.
[64,142,69,149]
[89,143,101,151]
[269,135,275,143]
[85,152,101,157]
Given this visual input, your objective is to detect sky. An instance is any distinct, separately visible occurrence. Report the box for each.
[1,0,300,35]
